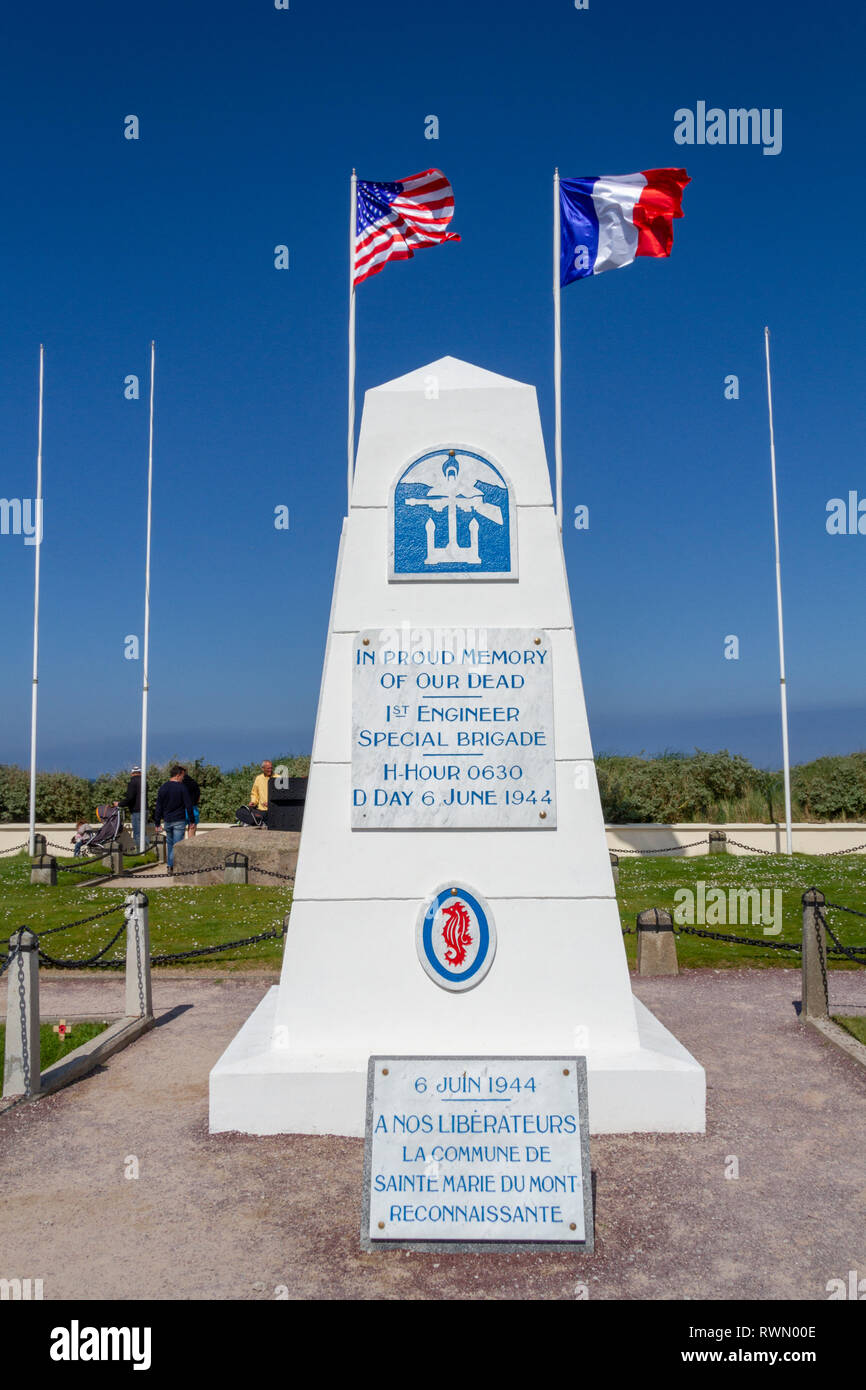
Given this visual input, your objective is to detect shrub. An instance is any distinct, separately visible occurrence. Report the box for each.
[791,754,866,821]
[5,750,866,825]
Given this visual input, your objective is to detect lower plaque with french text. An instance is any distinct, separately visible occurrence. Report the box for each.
[361,1056,593,1253]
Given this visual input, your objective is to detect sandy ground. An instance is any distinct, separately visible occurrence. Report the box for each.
[1,967,865,1301]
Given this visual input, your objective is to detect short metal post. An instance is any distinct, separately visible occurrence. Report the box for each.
[802,888,828,1019]
[3,929,40,1098]
[124,892,153,1019]
[224,851,249,885]
[155,830,167,864]
[635,908,678,976]
[709,830,728,855]
[32,833,47,859]
[30,854,57,886]
[609,851,619,887]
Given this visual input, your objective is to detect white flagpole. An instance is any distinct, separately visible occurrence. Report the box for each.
[764,326,793,856]
[553,169,563,531]
[27,345,45,856]
[347,169,358,513]
[139,340,155,854]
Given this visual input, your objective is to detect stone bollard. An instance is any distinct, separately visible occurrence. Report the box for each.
[105,840,125,876]
[30,854,57,887]
[224,852,249,885]
[32,833,47,859]
[709,830,728,855]
[636,908,678,977]
[3,929,40,1098]
[609,851,619,887]
[124,892,153,1019]
[801,888,828,1019]
[155,830,167,864]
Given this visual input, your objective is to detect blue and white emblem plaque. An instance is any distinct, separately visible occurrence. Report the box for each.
[416,883,497,992]
[390,447,517,581]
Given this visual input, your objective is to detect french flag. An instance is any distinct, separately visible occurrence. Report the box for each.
[559,169,690,286]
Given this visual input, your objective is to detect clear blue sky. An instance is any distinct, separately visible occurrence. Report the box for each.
[1,0,864,776]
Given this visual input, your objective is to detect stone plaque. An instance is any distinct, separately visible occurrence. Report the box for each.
[362,1056,592,1252]
[351,627,556,829]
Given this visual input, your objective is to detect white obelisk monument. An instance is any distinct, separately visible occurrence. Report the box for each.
[210,358,705,1135]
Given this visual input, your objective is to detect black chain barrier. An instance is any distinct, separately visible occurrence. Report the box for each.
[814,908,830,1006]
[822,899,866,922]
[87,922,289,969]
[0,901,127,953]
[612,835,866,859]
[620,914,866,959]
[0,842,29,856]
[816,905,866,962]
[37,919,129,970]
[36,902,128,938]
[17,947,31,1096]
[148,923,288,965]
[2,914,286,975]
[724,838,780,856]
[132,904,146,1014]
[676,922,803,952]
[55,848,114,873]
[131,865,211,880]
[613,839,709,855]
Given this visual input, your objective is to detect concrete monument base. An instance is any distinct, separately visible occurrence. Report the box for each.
[172,828,300,885]
[209,986,705,1136]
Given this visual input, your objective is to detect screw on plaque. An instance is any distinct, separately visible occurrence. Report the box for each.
[562,1068,570,1076]
[534,637,541,645]
[569,1223,577,1231]
[382,1067,389,1075]
[378,1222,385,1230]
[363,638,370,646]
[539,811,547,819]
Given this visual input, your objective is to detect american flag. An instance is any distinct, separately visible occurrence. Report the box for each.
[354,168,460,287]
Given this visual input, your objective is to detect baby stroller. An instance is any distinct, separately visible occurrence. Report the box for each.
[77,805,125,854]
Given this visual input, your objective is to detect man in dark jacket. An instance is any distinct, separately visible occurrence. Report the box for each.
[153,766,194,871]
[115,766,143,848]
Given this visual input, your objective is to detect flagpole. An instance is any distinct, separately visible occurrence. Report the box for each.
[347,169,358,513]
[764,327,793,856]
[27,345,44,856]
[139,340,155,854]
[553,169,563,531]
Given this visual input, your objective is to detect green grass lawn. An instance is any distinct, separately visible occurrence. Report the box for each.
[0,853,289,970]
[616,851,866,968]
[2,847,866,972]
[834,1015,866,1045]
[0,1019,110,1069]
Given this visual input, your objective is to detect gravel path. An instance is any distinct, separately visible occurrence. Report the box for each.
[1,968,864,1301]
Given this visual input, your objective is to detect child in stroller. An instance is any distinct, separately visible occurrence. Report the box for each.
[74,805,125,855]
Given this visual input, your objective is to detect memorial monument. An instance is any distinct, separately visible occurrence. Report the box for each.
[210,357,705,1136]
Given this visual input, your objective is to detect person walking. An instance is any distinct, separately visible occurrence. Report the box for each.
[115,765,144,847]
[153,765,194,871]
[183,769,201,838]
